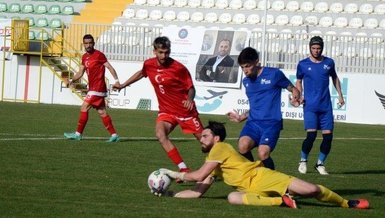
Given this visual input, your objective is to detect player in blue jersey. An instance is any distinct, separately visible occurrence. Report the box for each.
[296,36,345,175]
[227,47,300,170]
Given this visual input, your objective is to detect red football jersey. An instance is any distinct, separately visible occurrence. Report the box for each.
[142,58,198,117]
[82,50,108,92]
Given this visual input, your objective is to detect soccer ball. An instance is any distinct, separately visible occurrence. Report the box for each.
[147,169,171,194]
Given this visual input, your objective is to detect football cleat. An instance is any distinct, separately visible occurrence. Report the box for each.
[107,134,120,143]
[64,132,82,141]
[282,194,297,209]
[298,161,307,174]
[314,164,329,175]
[348,199,369,209]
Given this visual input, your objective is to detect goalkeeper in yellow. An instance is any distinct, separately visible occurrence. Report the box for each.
[160,121,369,209]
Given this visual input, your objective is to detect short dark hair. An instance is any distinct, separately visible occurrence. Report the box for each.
[153,36,171,50]
[83,34,94,41]
[205,121,226,142]
[238,47,259,65]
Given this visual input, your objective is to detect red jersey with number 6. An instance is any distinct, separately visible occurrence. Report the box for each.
[82,50,108,92]
[142,57,198,117]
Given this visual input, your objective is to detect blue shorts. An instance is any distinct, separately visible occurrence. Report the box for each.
[240,120,283,152]
[303,110,334,130]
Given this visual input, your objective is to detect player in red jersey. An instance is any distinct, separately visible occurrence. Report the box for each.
[64,34,120,142]
[115,36,203,172]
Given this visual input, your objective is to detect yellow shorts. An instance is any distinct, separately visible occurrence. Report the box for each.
[247,167,296,197]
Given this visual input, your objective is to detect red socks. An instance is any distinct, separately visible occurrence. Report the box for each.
[76,111,88,134]
[167,147,183,165]
[102,115,117,135]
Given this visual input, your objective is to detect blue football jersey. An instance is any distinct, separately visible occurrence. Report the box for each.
[243,67,291,121]
[296,57,337,112]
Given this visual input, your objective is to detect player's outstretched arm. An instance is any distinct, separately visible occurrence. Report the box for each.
[118,70,144,90]
[104,61,120,88]
[174,176,215,198]
[226,110,248,123]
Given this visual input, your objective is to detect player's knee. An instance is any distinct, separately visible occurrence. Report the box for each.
[227,192,243,205]
[305,131,317,143]
[308,184,321,196]
[257,147,270,160]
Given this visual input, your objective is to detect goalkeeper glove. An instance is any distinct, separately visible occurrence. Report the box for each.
[159,168,186,181]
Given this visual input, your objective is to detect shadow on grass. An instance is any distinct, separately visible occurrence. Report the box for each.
[340,170,385,175]
[333,189,385,197]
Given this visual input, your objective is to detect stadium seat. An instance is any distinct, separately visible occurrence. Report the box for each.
[48,5,61,14]
[379,19,385,29]
[280,28,293,39]
[50,18,63,28]
[374,47,384,59]
[246,14,260,24]
[286,1,299,11]
[243,0,257,10]
[98,33,111,45]
[161,0,173,7]
[289,15,303,26]
[36,17,49,27]
[364,18,379,29]
[334,17,348,28]
[319,16,333,27]
[344,3,358,14]
[261,14,274,25]
[204,12,218,23]
[135,9,149,19]
[8,3,21,13]
[232,13,246,24]
[285,42,297,54]
[349,17,363,28]
[73,0,86,2]
[305,16,318,25]
[325,30,337,40]
[229,0,242,9]
[36,31,49,40]
[28,30,35,40]
[329,2,343,13]
[355,31,368,43]
[310,30,322,35]
[257,0,271,9]
[201,0,215,8]
[62,5,74,15]
[300,1,314,12]
[267,28,278,39]
[34,4,48,14]
[58,0,73,2]
[218,13,232,23]
[191,12,204,22]
[123,8,135,18]
[134,0,147,5]
[149,10,162,20]
[174,0,187,7]
[359,3,374,14]
[163,10,176,21]
[275,15,289,26]
[215,0,229,9]
[268,42,281,52]
[314,2,328,13]
[176,11,190,21]
[25,17,35,26]
[188,0,201,8]
[147,0,160,6]
[22,4,34,14]
[0,3,7,12]
[374,4,385,14]
[271,0,285,11]
[330,45,342,56]
[340,31,353,42]
[345,46,357,58]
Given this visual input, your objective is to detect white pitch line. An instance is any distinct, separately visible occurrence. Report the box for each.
[0,136,385,141]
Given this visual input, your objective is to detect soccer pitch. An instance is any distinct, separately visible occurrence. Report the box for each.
[0,101,384,217]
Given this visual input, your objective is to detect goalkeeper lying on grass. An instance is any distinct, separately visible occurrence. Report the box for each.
[158,121,369,209]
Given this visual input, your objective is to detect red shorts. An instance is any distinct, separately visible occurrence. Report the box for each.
[157,113,203,134]
[84,95,106,108]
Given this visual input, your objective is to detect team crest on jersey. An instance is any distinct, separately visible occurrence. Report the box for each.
[323,64,331,70]
[261,79,271,85]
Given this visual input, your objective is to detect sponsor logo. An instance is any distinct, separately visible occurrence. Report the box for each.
[375,90,385,109]
[196,89,228,112]
[261,79,271,85]
[178,28,188,39]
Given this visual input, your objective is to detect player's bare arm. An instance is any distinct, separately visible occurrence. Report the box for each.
[104,61,120,86]
[295,79,304,104]
[174,175,215,198]
[117,70,144,90]
[182,87,196,111]
[226,110,248,123]
[332,76,345,107]
[69,65,86,86]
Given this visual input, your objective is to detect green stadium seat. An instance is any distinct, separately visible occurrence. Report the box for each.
[50,18,63,28]
[29,31,35,40]
[8,3,21,13]
[48,5,61,14]
[35,4,48,14]
[36,31,49,40]
[0,3,7,12]
[57,0,73,2]
[36,17,49,27]
[22,4,34,13]
[25,17,35,26]
[62,5,74,15]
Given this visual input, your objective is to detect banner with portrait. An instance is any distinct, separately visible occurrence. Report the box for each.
[162,26,250,89]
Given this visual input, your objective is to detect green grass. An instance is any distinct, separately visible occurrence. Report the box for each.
[0,101,384,217]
